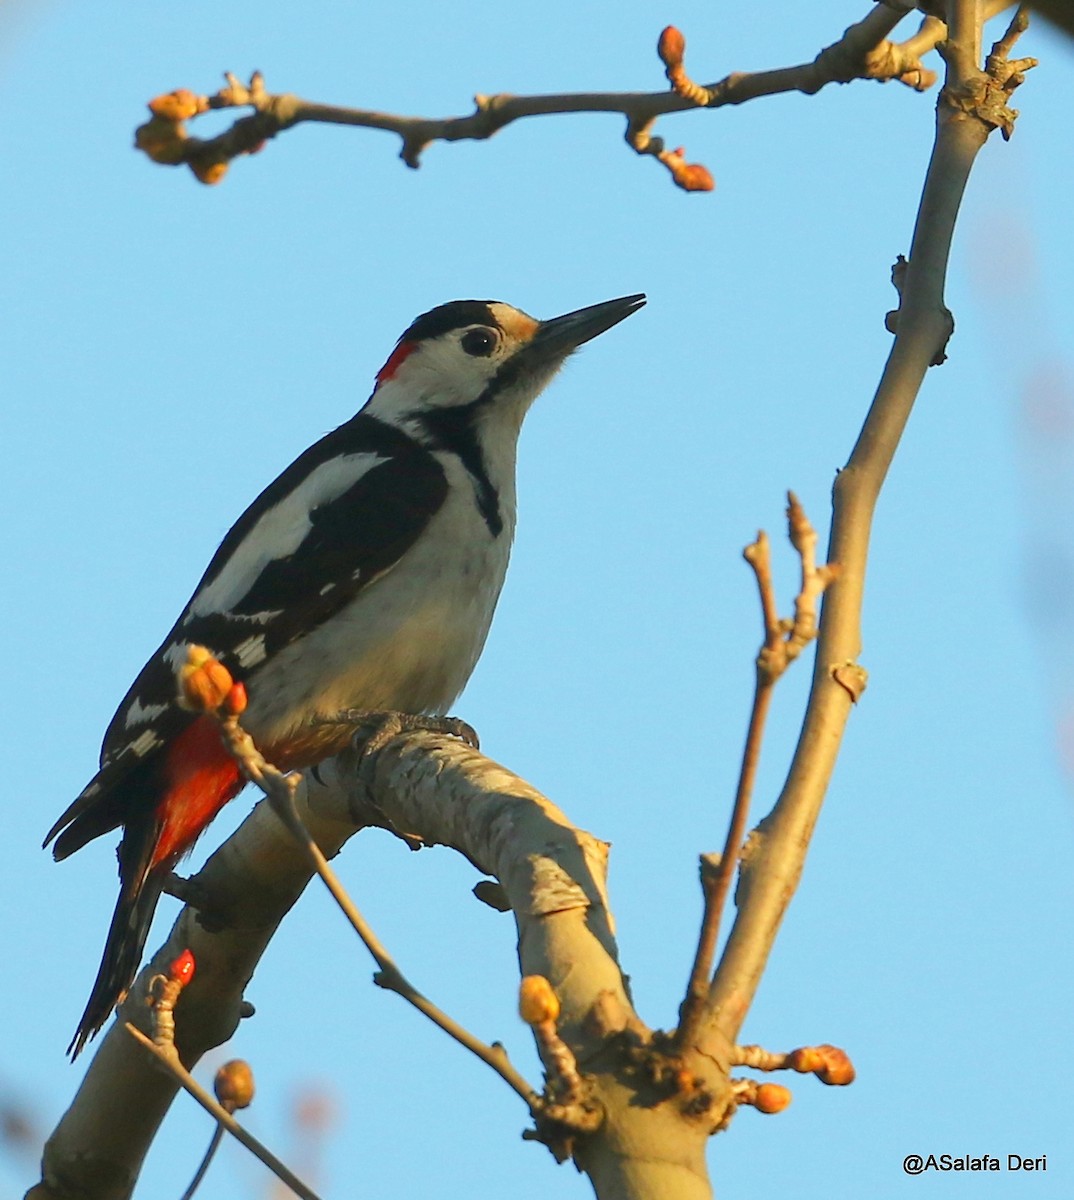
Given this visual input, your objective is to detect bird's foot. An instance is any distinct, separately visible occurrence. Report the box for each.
[318,709,480,759]
[309,711,479,846]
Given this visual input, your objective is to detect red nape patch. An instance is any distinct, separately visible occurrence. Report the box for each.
[375,340,417,388]
[151,717,244,867]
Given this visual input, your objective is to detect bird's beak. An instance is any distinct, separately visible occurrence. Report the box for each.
[528,294,646,361]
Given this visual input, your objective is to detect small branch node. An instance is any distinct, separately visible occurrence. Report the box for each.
[699,851,721,884]
[657,26,716,106]
[831,661,869,703]
[861,30,940,91]
[147,949,197,1054]
[885,253,955,362]
[732,1042,857,1086]
[473,879,512,912]
[399,136,428,169]
[729,1078,793,1114]
[519,977,590,1111]
[745,495,838,686]
[943,4,1035,140]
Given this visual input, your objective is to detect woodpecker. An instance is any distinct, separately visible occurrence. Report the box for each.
[46,293,645,1056]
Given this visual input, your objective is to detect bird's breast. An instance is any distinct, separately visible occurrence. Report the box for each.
[242,484,515,748]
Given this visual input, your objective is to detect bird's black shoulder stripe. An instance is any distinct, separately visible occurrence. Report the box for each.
[187,441,447,639]
[411,401,503,537]
[195,414,427,598]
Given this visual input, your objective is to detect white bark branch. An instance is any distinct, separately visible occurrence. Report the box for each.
[32,734,720,1200]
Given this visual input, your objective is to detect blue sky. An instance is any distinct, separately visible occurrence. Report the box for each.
[3,2,1073,1197]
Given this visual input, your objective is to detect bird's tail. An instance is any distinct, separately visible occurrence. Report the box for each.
[68,824,164,1059]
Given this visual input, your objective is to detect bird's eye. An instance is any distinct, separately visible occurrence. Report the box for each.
[460,327,499,357]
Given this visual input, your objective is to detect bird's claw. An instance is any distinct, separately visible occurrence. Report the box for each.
[323,709,480,758]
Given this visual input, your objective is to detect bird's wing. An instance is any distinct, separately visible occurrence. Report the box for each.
[49,415,447,850]
[99,414,449,767]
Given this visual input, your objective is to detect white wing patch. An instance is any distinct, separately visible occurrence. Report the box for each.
[124,696,169,728]
[188,452,389,618]
[128,729,162,757]
[183,608,282,628]
[233,632,268,668]
[165,641,194,669]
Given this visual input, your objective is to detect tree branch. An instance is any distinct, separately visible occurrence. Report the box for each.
[33,732,728,1200]
[677,498,837,1050]
[30,770,360,1200]
[124,1025,320,1200]
[699,3,1034,1048]
[133,2,958,189]
[210,700,542,1111]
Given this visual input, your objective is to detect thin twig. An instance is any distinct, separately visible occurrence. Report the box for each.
[677,500,836,1050]
[179,1124,224,1200]
[125,1025,321,1200]
[181,670,543,1114]
[676,682,775,1050]
[264,766,541,1112]
[732,1042,856,1085]
[134,2,953,188]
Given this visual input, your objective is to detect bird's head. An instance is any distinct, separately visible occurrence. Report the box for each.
[365,295,646,436]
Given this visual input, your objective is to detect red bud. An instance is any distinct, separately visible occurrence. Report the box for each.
[169,949,196,986]
[224,681,248,715]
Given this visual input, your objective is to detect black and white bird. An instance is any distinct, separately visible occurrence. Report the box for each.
[45,293,646,1056]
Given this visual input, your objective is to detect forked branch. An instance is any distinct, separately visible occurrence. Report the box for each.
[696,3,1035,1050]
[132,2,995,189]
[677,496,837,1050]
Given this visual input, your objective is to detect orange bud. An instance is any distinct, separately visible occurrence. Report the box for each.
[674,162,715,193]
[224,681,248,716]
[658,26,686,70]
[148,89,202,122]
[518,975,560,1025]
[169,949,196,986]
[189,158,229,186]
[754,1083,792,1114]
[178,645,234,711]
[214,1059,255,1111]
[815,1045,856,1086]
[134,116,186,166]
[787,1046,826,1074]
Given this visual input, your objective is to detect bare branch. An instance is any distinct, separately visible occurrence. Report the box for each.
[178,654,543,1111]
[133,3,953,189]
[732,1042,856,1086]
[179,1063,253,1200]
[178,1124,223,1200]
[677,498,836,1050]
[124,1025,320,1200]
[700,0,1035,1050]
[37,728,721,1200]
